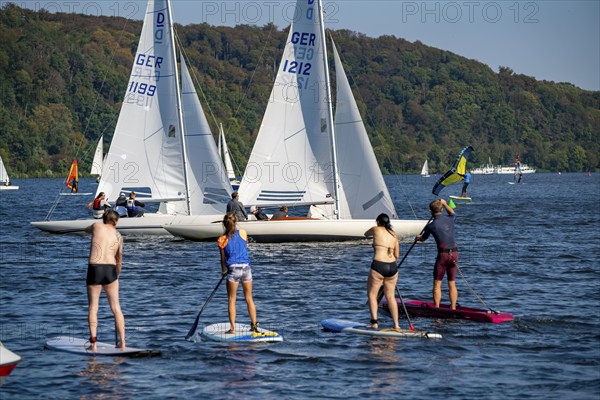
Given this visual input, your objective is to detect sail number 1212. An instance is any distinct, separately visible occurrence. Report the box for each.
[282,60,312,76]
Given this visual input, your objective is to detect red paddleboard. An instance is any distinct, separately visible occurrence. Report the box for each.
[381,298,514,323]
[0,342,21,377]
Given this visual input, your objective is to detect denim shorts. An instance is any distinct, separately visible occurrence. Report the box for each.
[227,264,252,283]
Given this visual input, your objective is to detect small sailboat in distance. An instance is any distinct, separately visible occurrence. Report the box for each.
[90,135,103,183]
[0,155,19,190]
[421,160,430,177]
[218,123,240,191]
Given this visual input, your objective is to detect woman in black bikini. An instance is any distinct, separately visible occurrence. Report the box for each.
[364,213,401,330]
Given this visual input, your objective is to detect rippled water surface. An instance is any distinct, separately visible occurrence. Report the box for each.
[1,173,599,399]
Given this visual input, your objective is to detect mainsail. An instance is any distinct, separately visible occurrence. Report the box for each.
[0,155,9,184]
[432,146,473,195]
[238,0,334,208]
[96,0,230,216]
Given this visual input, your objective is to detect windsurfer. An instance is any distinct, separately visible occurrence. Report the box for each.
[416,199,459,310]
[364,214,401,331]
[460,171,471,197]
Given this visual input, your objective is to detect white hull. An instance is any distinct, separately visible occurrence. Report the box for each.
[0,186,19,190]
[32,213,223,236]
[497,164,536,174]
[165,217,427,243]
[472,164,536,174]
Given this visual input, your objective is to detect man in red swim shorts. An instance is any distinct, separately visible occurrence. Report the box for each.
[416,199,459,310]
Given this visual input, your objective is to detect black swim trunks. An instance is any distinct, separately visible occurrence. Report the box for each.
[86,264,118,286]
[370,260,399,278]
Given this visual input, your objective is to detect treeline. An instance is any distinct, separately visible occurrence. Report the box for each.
[0,4,598,178]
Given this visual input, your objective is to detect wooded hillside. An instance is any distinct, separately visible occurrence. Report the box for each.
[1,4,598,177]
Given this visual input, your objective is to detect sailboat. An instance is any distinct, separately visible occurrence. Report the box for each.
[217,123,240,190]
[90,135,103,182]
[164,0,426,242]
[0,155,19,190]
[32,0,231,235]
[421,160,430,177]
[60,159,92,196]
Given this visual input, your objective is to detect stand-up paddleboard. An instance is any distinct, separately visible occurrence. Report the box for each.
[201,323,283,343]
[45,336,161,357]
[449,195,472,203]
[381,299,514,323]
[321,319,442,339]
[60,192,93,196]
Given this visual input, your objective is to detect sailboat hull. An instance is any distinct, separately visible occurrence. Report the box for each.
[164,217,427,243]
[31,214,223,236]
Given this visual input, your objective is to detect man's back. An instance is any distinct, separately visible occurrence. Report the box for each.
[88,223,122,265]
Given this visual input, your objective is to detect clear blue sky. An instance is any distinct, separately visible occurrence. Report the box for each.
[5,0,599,90]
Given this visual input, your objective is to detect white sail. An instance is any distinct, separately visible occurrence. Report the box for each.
[238,0,335,208]
[331,41,397,219]
[0,155,19,190]
[97,0,188,213]
[421,160,430,177]
[219,124,237,181]
[0,155,8,183]
[90,135,103,176]
[180,56,231,214]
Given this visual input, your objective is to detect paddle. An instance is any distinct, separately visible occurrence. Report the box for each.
[395,286,415,331]
[185,274,226,341]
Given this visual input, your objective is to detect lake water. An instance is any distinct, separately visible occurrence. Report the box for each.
[1,173,599,399]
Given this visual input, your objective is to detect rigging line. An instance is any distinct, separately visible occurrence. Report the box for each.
[48,18,133,220]
[327,32,419,220]
[174,31,242,177]
[457,266,498,314]
[77,17,135,159]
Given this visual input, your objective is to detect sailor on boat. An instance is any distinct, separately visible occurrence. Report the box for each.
[126,192,145,218]
[91,192,112,219]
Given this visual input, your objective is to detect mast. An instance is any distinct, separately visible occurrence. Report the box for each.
[166,0,192,215]
[317,0,341,219]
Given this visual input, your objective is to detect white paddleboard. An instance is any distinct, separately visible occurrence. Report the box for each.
[201,323,283,343]
[321,319,442,339]
[449,195,472,202]
[60,192,93,196]
[45,336,160,357]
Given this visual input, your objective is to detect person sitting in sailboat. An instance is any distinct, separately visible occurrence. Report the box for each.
[91,192,112,219]
[250,206,268,221]
[114,193,128,217]
[271,206,288,220]
[126,192,145,218]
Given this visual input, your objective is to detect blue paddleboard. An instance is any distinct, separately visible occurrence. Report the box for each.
[321,319,442,339]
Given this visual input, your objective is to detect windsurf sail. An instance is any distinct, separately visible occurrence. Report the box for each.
[432,146,473,195]
[65,159,79,192]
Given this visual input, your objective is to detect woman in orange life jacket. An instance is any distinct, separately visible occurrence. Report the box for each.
[91,192,111,219]
[217,212,258,334]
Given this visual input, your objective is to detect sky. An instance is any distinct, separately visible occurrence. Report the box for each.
[4,0,599,90]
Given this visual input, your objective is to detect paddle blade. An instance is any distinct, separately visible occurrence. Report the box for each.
[448,198,456,209]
